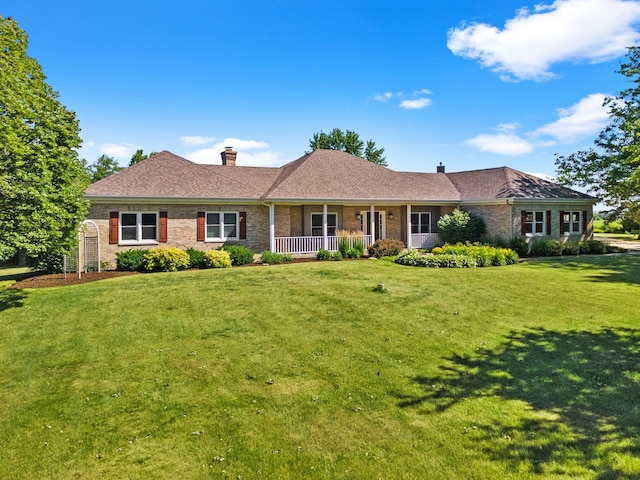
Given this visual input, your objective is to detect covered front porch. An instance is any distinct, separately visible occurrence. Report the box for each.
[266,203,446,255]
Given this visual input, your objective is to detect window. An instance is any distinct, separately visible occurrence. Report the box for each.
[411,212,431,234]
[524,211,545,235]
[311,213,337,236]
[206,212,238,240]
[562,211,582,234]
[120,212,158,243]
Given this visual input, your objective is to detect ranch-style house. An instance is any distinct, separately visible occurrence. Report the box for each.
[85,148,597,265]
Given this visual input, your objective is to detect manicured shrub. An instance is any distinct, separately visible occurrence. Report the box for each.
[260,251,294,264]
[368,238,405,258]
[333,250,343,261]
[185,248,205,268]
[220,245,255,266]
[561,241,581,256]
[431,243,518,266]
[584,239,610,254]
[395,250,477,268]
[437,209,486,244]
[317,248,331,260]
[529,239,563,257]
[142,247,190,272]
[345,247,362,258]
[203,249,232,268]
[508,236,529,258]
[31,248,64,273]
[116,249,146,271]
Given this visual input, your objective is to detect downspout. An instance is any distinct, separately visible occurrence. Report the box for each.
[323,204,328,251]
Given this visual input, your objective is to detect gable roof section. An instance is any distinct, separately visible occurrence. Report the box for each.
[263,149,460,201]
[85,151,281,200]
[446,167,594,201]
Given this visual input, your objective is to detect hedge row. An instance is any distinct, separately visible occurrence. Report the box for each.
[395,250,478,268]
[431,243,519,266]
[116,245,255,272]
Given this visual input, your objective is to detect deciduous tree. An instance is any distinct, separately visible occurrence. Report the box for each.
[308,128,387,166]
[0,16,89,263]
[87,154,124,182]
[555,47,640,223]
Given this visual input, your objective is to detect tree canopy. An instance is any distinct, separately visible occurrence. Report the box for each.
[0,16,89,263]
[87,154,124,183]
[555,46,640,220]
[129,149,156,166]
[308,128,387,166]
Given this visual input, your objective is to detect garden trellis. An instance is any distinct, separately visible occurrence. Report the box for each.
[63,220,101,278]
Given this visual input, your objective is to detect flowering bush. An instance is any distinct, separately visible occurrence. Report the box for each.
[203,249,232,268]
[142,247,190,272]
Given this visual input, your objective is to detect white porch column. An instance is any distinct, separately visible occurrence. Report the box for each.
[269,203,275,252]
[322,204,328,251]
[406,204,412,249]
[370,205,376,244]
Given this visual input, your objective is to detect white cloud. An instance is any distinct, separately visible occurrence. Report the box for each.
[373,89,433,109]
[400,98,432,110]
[533,93,610,142]
[374,92,393,102]
[180,135,217,147]
[184,137,283,167]
[447,0,640,81]
[466,124,534,155]
[100,143,140,160]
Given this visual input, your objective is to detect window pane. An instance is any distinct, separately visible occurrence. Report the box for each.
[141,213,156,226]
[224,225,237,237]
[311,227,322,236]
[121,226,137,240]
[311,214,322,227]
[525,224,533,234]
[535,212,544,222]
[207,225,220,238]
[328,214,337,228]
[411,224,419,234]
[535,223,544,234]
[411,213,419,224]
[121,213,137,226]
[224,213,236,225]
[207,213,219,225]
[141,226,156,240]
[525,212,533,222]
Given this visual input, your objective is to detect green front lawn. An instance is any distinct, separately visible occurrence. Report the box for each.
[1,256,639,479]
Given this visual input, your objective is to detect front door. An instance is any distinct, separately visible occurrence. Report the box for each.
[361,211,385,241]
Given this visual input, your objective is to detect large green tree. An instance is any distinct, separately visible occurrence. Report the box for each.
[129,148,156,166]
[555,47,640,221]
[0,16,89,263]
[87,154,123,182]
[308,128,388,166]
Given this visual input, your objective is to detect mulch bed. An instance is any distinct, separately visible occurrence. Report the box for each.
[8,271,137,289]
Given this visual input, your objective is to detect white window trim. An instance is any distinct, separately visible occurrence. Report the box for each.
[120,211,159,245]
[411,212,432,234]
[205,211,239,242]
[563,211,582,235]
[311,212,337,236]
[525,210,546,237]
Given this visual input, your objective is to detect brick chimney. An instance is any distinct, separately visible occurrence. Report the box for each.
[437,162,445,173]
[221,147,237,166]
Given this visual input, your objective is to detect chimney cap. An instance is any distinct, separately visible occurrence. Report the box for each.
[437,162,445,173]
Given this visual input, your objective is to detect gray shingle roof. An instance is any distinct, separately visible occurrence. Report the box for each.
[446,167,593,200]
[85,150,594,203]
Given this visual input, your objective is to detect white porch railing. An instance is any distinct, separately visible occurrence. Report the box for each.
[275,235,373,254]
[410,233,442,250]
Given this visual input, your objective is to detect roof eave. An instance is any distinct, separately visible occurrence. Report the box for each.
[85,195,264,205]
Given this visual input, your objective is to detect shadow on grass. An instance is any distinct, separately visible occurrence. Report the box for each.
[525,254,640,285]
[398,328,640,477]
[0,287,27,311]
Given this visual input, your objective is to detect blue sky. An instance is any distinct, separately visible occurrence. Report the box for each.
[4,0,640,179]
